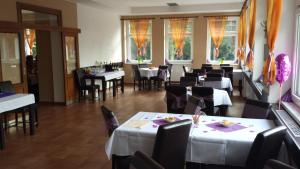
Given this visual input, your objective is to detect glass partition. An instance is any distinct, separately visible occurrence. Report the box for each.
[21,9,59,26]
[0,33,22,84]
[65,36,76,74]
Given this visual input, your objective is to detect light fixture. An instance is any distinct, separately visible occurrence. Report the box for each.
[167,3,178,7]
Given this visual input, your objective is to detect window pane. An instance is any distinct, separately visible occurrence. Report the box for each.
[210,36,236,61]
[127,21,152,61]
[65,36,76,74]
[129,37,151,60]
[166,19,193,61]
[21,9,59,26]
[168,36,191,60]
[0,33,22,84]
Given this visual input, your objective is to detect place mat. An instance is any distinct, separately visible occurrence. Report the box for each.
[153,117,181,126]
[125,120,150,129]
[206,122,247,132]
[0,92,15,98]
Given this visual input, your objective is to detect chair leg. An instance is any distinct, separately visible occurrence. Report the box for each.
[4,113,8,130]
[15,113,18,126]
[21,112,26,134]
[133,80,136,91]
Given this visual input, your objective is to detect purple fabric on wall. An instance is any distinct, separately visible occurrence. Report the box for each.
[0,92,14,98]
[206,122,247,132]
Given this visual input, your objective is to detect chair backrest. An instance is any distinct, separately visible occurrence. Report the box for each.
[192,87,214,115]
[183,95,206,115]
[185,72,198,78]
[220,64,230,67]
[182,66,187,74]
[264,159,296,169]
[202,64,212,67]
[157,65,169,80]
[246,126,287,169]
[74,68,87,88]
[152,119,192,169]
[165,85,187,114]
[192,68,206,76]
[101,106,120,137]
[242,99,272,119]
[207,73,223,78]
[138,64,148,68]
[221,67,233,81]
[0,81,15,93]
[130,151,165,169]
[201,66,213,72]
[205,77,222,81]
[180,76,197,87]
[209,69,225,77]
[132,65,142,80]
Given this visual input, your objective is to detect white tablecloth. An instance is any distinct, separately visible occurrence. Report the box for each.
[94,70,125,81]
[199,77,233,91]
[233,69,243,81]
[187,89,232,106]
[0,94,35,113]
[105,112,275,166]
[139,68,158,79]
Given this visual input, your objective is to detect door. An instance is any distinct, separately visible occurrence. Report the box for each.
[0,23,27,93]
[62,31,79,105]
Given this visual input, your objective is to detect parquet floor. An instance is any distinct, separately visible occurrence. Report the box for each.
[0,85,245,169]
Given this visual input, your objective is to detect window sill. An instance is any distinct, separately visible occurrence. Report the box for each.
[167,60,193,65]
[282,102,300,125]
[125,61,152,65]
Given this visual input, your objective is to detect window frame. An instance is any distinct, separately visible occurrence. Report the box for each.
[164,19,194,64]
[124,20,153,64]
[292,12,300,107]
[206,17,239,64]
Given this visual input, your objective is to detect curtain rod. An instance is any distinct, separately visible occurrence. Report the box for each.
[160,16,198,19]
[203,15,239,18]
[120,17,155,21]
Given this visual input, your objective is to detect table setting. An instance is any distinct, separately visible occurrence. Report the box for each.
[105,112,275,166]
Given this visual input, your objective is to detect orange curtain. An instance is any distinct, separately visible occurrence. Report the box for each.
[130,20,150,56]
[25,29,36,55]
[208,17,227,59]
[246,0,257,70]
[237,9,247,61]
[262,0,282,85]
[170,19,188,58]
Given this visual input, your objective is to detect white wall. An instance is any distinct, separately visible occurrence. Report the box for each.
[77,4,122,67]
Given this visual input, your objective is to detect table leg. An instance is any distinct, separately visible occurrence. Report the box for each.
[113,80,116,97]
[0,114,5,150]
[238,80,243,97]
[121,76,124,93]
[102,80,106,101]
[29,104,36,135]
[91,79,96,100]
[148,79,151,90]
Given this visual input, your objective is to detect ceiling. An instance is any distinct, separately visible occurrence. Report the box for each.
[69,0,244,15]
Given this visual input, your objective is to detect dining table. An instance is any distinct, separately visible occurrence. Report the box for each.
[233,69,243,96]
[139,67,158,79]
[0,93,36,150]
[105,112,275,167]
[84,70,125,101]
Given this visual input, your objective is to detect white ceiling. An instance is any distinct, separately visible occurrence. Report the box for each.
[69,0,244,15]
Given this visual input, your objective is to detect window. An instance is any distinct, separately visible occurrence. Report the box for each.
[125,20,152,63]
[165,19,193,63]
[206,17,238,63]
[292,14,300,107]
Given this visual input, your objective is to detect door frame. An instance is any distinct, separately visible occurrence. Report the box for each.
[0,21,27,93]
[14,2,81,104]
[62,29,80,105]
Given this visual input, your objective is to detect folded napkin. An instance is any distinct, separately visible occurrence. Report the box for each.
[126,120,150,129]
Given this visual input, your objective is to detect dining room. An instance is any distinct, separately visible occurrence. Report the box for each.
[0,0,300,169]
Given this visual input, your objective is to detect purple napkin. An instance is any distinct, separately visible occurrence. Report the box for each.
[0,92,15,98]
[153,117,181,126]
[206,122,247,132]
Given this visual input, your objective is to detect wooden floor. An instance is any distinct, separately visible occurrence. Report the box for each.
[0,85,245,169]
